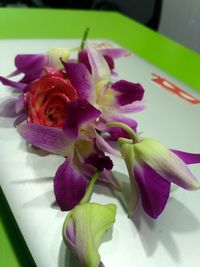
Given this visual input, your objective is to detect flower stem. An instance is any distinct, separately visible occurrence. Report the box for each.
[80,27,90,50]
[80,171,101,204]
[107,122,139,143]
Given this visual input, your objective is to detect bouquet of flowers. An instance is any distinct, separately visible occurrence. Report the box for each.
[0,30,200,267]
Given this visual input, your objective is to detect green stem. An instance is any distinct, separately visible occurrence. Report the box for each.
[107,122,139,143]
[80,27,90,50]
[80,171,101,204]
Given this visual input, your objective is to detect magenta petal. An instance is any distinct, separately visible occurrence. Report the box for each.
[171,149,200,164]
[64,99,101,140]
[111,80,144,106]
[14,113,26,126]
[100,48,129,59]
[17,123,70,156]
[0,76,26,90]
[0,98,19,117]
[15,94,24,113]
[9,54,46,83]
[78,49,92,73]
[107,116,138,141]
[119,102,146,113]
[134,161,171,219]
[86,153,113,171]
[103,55,114,70]
[79,49,114,71]
[54,158,88,211]
[95,134,121,157]
[99,170,120,190]
[62,61,94,101]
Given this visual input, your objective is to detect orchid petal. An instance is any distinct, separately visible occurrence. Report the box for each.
[17,123,72,156]
[118,101,146,113]
[63,203,116,267]
[8,54,46,83]
[99,170,121,191]
[15,94,24,113]
[111,80,144,106]
[54,158,88,211]
[107,116,137,141]
[86,45,111,86]
[62,61,94,101]
[78,49,92,73]
[99,48,130,59]
[74,152,120,190]
[86,153,113,171]
[0,98,18,117]
[0,76,26,90]
[79,49,115,72]
[64,99,101,140]
[47,48,70,69]
[135,138,200,190]
[95,134,121,157]
[102,55,114,70]
[14,113,26,126]
[171,149,200,164]
[134,161,171,219]
[119,140,140,215]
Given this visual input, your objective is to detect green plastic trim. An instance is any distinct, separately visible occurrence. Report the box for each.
[0,8,199,91]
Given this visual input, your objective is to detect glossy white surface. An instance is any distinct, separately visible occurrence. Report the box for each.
[0,39,200,267]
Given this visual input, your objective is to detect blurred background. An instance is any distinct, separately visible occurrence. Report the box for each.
[0,0,199,54]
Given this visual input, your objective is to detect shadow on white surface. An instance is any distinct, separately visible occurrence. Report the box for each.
[132,198,200,261]
[59,241,82,267]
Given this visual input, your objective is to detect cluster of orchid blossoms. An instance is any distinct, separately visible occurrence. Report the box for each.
[1,38,200,267]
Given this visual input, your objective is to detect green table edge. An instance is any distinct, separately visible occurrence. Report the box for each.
[0,8,200,92]
[0,7,200,267]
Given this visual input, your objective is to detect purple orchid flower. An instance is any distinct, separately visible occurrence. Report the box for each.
[78,46,129,74]
[17,99,118,211]
[0,54,46,90]
[0,95,26,125]
[107,122,200,219]
[0,48,71,90]
[63,46,145,136]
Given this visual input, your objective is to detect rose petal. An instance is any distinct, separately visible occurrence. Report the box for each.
[64,99,101,140]
[171,149,200,164]
[17,123,72,156]
[54,158,88,211]
[134,161,171,219]
[62,61,94,101]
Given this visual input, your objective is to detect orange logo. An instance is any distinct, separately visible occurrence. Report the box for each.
[151,73,200,105]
